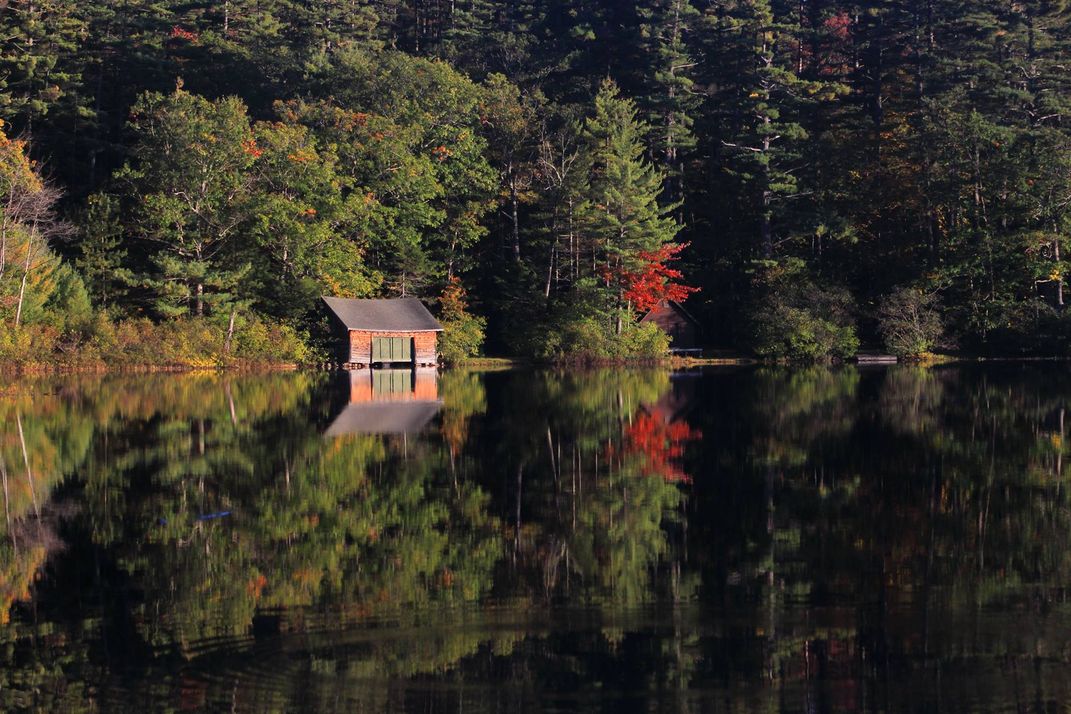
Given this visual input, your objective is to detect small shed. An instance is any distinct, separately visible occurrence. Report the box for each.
[323,297,443,367]
[639,300,700,352]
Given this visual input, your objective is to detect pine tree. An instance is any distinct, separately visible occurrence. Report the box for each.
[577,79,683,333]
[639,0,700,204]
[707,0,844,260]
[118,86,256,318]
[75,193,133,311]
[0,0,88,131]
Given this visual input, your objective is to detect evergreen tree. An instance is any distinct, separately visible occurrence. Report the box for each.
[75,193,133,311]
[577,79,683,333]
[0,0,88,131]
[639,0,700,204]
[706,0,844,260]
[118,86,256,318]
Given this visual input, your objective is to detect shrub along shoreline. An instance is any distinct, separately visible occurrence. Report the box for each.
[0,316,312,372]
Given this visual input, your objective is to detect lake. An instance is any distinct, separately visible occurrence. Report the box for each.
[1,365,1070,712]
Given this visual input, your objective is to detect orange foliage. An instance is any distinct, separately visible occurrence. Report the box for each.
[245,573,268,599]
[169,26,199,42]
[241,138,262,158]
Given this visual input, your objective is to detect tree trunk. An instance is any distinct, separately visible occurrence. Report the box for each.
[0,219,8,283]
[223,308,238,356]
[1054,232,1064,307]
[545,241,555,298]
[14,225,36,328]
[760,76,774,259]
[510,164,521,261]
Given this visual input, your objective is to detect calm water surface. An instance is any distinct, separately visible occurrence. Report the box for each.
[1,365,1070,712]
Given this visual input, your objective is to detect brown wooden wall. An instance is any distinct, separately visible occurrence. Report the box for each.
[348,330,439,365]
[639,304,697,349]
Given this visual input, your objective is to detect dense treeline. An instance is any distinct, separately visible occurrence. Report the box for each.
[4,0,1071,362]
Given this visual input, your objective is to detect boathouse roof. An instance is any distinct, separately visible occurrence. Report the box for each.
[639,300,699,327]
[322,297,443,332]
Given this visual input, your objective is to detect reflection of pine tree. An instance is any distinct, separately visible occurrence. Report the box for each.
[494,369,686,605]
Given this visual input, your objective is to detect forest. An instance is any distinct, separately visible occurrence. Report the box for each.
[3,0,1071,363]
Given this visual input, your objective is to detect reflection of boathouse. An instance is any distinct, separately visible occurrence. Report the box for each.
[325,369,441,436]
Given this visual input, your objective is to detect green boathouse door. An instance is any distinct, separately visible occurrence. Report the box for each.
[371,336,413,364]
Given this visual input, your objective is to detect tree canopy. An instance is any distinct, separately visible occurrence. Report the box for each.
[5,0,1071,360]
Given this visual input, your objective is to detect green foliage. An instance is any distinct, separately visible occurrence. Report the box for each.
[617,321,672,357]
[747,262,859,361]
[707,0,846,259]
[878,287,945,357]
[304,49,498,290]
[639,0,700,200]
[0,0,88,128]
[437,277,486,363]
[231,315,312,363]
[439,315,486,365]
[41,262,93,333]
[15,0,1071,363]
[578,79,681,269]
[76,193,133,311]
[248,117,380,313]
[530,80,687,356]
[0,314,312,367]
[119,86,257,318]
[539,315,670,362]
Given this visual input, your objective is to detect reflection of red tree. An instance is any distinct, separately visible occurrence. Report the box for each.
[621,411,700,484]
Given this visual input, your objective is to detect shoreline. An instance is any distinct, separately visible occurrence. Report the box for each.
[2,353,1069,376]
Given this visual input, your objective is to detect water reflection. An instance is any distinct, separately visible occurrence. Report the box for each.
[1,366,1071,711]
[326,368,443,436]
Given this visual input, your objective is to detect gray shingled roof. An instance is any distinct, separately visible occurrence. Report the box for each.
[322,297,443,332]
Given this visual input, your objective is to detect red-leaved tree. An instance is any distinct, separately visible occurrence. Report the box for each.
[620,242,699,312]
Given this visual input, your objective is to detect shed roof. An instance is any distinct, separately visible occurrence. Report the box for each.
[639,300,699,326]
[322,296,443,332]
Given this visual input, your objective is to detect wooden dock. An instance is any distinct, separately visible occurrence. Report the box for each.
[855,353,898,364]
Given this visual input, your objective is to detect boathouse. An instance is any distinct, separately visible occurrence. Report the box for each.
[323,296,442,367]
[639,300,700,353]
